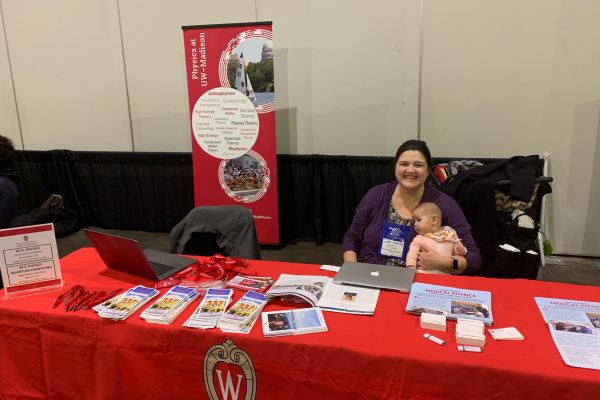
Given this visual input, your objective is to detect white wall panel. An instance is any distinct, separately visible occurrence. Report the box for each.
[2,0,131,150]
[118,0,256,152]
[420,0,600,255]
[0,3,21,148]
[257,0,421,155]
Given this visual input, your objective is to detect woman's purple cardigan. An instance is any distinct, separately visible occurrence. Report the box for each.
[342,181,482,274]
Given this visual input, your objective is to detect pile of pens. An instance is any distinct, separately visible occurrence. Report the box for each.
[53,285,122,312]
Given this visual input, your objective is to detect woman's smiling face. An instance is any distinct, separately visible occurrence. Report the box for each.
[395,150,428,191]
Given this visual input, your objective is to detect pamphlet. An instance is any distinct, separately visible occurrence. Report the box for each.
[535,297,600,370]
[183,288,233,329]
[226,274,273,293]
[94,285,159,321]
[140,285,199,325]
[266,274,380,315]
[216,291,269,334]
[405,283,493,326]
[262,307,328,337]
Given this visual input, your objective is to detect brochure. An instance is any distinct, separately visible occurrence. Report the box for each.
[183,288,233,329]
[216,291,269,334]
[226,274,273,293]
[262,307,328,337]
[266,274,380,315]
[405,283,493,326]
[140,285,199,325]
[94,285,159,321]
[535,297,600,371]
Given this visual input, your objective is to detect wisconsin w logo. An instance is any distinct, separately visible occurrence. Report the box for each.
[204,340,256,400]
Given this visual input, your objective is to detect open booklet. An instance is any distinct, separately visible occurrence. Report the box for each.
[266,274,379,315]
[535,297,600,371]
[262,307,327,337]
[405,283,494,326]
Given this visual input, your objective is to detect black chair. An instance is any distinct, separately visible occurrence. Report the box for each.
[169,205,261,260]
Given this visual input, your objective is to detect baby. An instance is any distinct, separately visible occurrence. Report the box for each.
[406,202,467,271]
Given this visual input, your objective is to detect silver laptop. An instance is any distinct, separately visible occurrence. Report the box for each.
[333,261,416,292]
[84,229,197,281]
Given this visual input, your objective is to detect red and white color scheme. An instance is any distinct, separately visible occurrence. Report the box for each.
[182,22,279,244]
[204,340,256,400]
[0,223,62,296]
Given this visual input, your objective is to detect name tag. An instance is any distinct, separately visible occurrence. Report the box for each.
[378,220,411,261]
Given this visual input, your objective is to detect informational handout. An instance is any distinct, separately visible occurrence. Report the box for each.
[0,224,62,297]
[405,283,493,325]
[535,297,600,370]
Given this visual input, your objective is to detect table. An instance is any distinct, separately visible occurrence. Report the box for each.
[1,248,598,399]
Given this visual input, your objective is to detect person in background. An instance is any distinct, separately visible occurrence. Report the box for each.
[342,139,481,274]
[405,202,467,274]
[0,134,20,229]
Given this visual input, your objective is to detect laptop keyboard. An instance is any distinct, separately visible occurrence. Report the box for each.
[149,261,176,276]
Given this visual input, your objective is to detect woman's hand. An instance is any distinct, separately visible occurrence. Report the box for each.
[416,246,466,274]
[343,251,358,262]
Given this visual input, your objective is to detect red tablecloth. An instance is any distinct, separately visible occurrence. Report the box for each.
[0,248,599,399]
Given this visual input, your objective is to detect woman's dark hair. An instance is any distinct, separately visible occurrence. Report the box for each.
[394,139,433,169]
[0,135,17,171]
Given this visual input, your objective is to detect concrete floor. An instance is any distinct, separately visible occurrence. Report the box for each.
[57,227,600,287]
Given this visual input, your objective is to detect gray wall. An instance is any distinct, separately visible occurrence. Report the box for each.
[0,0,598,256]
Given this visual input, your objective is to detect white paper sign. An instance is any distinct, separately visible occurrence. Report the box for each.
[0,223,63,296]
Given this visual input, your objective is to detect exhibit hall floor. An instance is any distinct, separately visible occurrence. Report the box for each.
[57,227,600,287]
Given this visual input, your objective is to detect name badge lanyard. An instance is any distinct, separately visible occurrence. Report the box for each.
[378,220,411,262]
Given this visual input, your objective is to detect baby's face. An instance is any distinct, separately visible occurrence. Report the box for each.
[412,209,435,234]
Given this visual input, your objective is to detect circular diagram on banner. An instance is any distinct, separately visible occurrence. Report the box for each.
[192,87,259,159]
[218,150,270,203]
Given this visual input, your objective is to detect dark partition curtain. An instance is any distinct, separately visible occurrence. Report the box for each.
[15,151,517,245]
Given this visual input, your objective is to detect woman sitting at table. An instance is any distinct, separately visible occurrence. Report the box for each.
[342,139,481,274]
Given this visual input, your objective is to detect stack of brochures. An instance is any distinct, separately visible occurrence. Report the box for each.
[140,285,199,325]
[405,283,494,325]
[216,291,268,334]
[183,288,234,329]
[94,285,159,321]
[266,274,379,315]
[261,308,328,337]
[226,274,273,293]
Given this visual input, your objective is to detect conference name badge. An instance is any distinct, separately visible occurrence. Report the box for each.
[379,220,411,260]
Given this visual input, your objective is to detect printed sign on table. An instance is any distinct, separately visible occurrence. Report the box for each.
[0,224,62,297]
[182,21,279,244]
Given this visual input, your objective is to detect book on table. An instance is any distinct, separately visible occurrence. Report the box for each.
[405,283,494,326]
[261,307,328,337]
[266,274,380,315]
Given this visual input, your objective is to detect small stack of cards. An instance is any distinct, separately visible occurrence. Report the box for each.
[140,285,199,324]
[420,312,447,332]
[216,291,268,334]
[183,289,234,329]
[488,327,524,341]
[94,285,159,321]
[226,275,273,293]
[456,318,486,347]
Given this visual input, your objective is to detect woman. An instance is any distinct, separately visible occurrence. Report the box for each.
[342,140,481,274]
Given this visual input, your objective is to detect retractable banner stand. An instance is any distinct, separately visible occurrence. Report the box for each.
[182,22,278,244]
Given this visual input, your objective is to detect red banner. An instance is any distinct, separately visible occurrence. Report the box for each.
[182,22,279,244]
